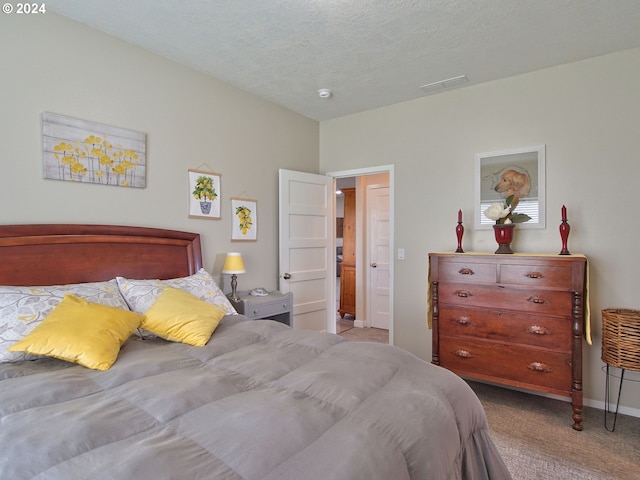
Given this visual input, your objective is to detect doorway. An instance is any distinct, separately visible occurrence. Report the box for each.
[331,168,393,343]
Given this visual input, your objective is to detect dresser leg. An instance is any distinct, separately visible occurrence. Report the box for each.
[571,290,584,431]
[572,406,583,431]
[430,281,440,365]
[571,390,583,431]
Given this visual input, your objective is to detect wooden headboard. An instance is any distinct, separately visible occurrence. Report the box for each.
[0,224,203,286]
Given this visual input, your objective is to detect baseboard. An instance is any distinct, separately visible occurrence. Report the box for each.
[466,378,640,419]
[538,391,640,418]
[354,320,365,328]
[583,397,640,418]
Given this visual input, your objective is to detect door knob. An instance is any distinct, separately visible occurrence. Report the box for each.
[370,263,377,268]
[283,272,291,279]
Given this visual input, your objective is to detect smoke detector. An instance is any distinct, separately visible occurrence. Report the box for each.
[318,88,332,99]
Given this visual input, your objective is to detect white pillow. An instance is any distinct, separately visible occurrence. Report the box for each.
[0,280,130,363]
[116,268,237,316]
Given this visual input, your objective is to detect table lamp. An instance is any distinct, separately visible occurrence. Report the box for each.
[222,252,245,301]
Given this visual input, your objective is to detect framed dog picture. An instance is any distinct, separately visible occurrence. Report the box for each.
[474,145,546,229]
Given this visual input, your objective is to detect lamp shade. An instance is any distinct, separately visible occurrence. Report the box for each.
[222,252,245,274]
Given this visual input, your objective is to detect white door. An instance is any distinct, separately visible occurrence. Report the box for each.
[278,169,334,332]
[367,185,390,330]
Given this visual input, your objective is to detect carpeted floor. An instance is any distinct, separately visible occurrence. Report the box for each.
[338,326,388,343]
[468,380,640,480]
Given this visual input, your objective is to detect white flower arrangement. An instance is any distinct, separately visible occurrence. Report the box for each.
[484,195,531,225]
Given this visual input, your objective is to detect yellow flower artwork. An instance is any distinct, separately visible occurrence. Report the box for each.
[42,112,146,188]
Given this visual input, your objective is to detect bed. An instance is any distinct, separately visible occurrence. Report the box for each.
[0,224,511,479]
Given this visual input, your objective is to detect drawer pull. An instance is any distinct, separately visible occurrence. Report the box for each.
[527,362,553,373]
[454,290,473,298]
[454,316,472,326]
[454,349,472,359]
[528,325,550,335]
[526,271,543,279]
[458,268,475,276]
[527,296,547,305]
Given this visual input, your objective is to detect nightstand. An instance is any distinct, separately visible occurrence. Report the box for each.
[228,290,292,326]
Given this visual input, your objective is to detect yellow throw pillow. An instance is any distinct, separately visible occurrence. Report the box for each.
[142,287,226,346]
[9,294,142,370]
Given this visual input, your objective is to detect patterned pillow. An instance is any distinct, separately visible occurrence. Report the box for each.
[116,268,237,316]
[9,294,143,370]
[0,279,130,363]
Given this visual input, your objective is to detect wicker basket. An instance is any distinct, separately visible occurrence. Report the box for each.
[601,308,640,372]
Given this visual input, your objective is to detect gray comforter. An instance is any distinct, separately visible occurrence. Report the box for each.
[0,316,511,479]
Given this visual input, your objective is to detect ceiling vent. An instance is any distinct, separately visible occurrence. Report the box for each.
[420,75,469,94]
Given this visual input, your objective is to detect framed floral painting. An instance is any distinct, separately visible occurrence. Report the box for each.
[231,197,257,241]
[474,145,546,229]
[188,169,221,219]
[42,112,146,188]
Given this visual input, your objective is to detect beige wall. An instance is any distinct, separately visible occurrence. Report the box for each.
[0,13,319,292]
[320,48,640,414]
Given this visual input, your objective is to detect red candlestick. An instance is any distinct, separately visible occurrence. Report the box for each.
[455,210,464,253]
[559,206,570,255]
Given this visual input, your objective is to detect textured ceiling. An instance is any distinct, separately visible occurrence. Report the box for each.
[48,0,640,121]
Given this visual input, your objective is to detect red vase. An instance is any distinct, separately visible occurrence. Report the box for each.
[493,224,515,254]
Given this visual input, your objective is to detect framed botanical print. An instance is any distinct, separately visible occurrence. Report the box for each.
[188,169,221,219]
[231,197,257,241]
[474,145,546,229]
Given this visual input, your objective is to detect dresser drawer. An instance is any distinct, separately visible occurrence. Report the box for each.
[439,336,572,392]
[438,283,572,317]
[438,307,572,350]
[437,261,496,284]
[247,297,291,319]
[500,263,573,289]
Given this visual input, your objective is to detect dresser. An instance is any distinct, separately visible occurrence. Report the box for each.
[338,188,356,318]
[429,253,587,430]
